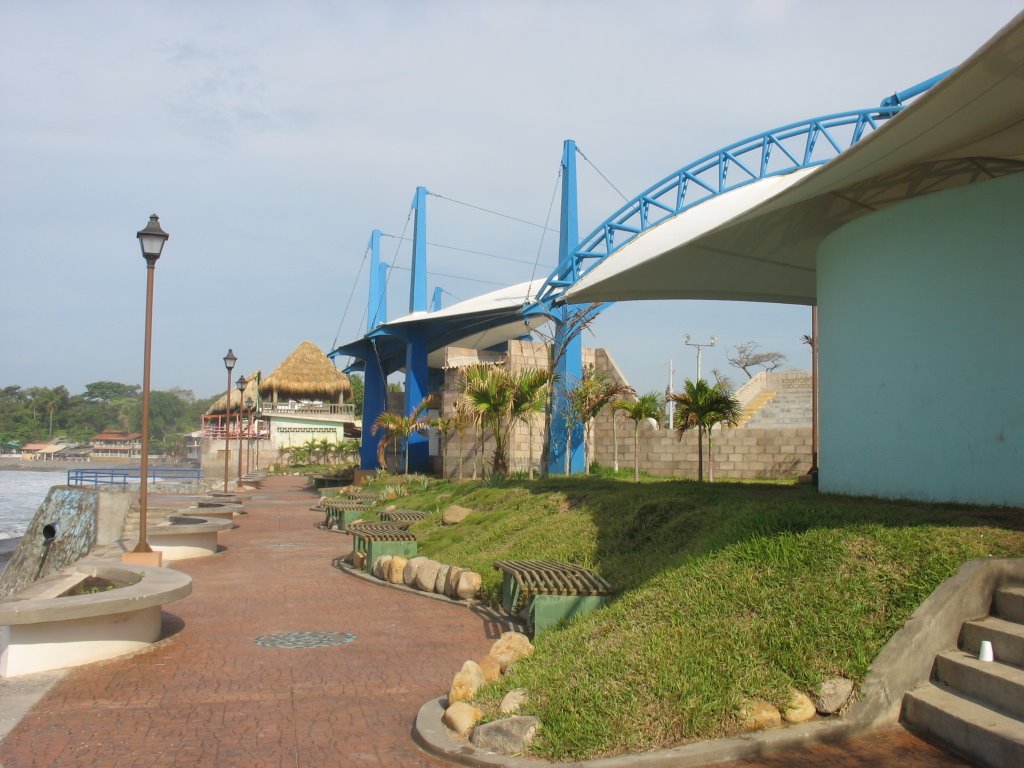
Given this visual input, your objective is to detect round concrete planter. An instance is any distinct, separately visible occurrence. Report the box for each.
[148,517,234,561]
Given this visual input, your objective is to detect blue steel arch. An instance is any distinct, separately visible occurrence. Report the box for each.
[536,71,951,306]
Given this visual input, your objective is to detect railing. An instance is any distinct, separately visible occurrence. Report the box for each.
[260,403,356,418]
[200,426,271,440]
[67,467,204,488]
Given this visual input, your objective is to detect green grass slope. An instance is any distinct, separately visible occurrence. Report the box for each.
[372,474,1024,760]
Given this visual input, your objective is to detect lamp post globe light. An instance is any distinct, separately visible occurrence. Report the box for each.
[235,375,246,482]
[124,215,169,568]
[223,349,236,492]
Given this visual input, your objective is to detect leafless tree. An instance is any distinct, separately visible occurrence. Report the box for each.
[727,341,787,379]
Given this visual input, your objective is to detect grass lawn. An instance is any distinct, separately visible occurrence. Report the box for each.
[365,472,1024,760]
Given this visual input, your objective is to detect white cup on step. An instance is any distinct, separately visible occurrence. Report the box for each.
[978,640,994,662]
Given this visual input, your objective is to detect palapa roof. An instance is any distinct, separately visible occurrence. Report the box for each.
[259,341,352,401]
[205,371,262,416]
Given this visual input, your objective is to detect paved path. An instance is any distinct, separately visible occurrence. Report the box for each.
[0,476,973,768]
[0,476,499,768]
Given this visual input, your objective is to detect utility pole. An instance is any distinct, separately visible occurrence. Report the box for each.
[666,358,675,430]
[683,334,717,381]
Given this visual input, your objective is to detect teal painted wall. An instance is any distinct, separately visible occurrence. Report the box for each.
[818,172,1024,506]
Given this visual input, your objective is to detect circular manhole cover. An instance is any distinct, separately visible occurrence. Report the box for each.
[254,631,356,649]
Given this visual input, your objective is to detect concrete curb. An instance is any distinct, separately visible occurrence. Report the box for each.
[413,696,856,768]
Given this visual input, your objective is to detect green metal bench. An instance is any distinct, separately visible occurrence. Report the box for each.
[492,560,614,637]
[313,497,377,531]
[378,509,428,525]
[349,523,417,572]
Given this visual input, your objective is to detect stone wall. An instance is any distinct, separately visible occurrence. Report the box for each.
[438,341,812,480]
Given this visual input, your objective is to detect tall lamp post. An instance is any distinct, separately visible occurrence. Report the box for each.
[235,375,246,482]
[125,214,168,568]
[223,349,236,491]
[683,334,717,382]
[245,396,254,473]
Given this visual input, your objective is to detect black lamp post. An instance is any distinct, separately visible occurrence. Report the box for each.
[128,214,168,566]
[223,349,236,491]
[235,375,246,482]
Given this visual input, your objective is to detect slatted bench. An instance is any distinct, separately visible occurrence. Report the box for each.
[348,522,417,571]
[492,560,614,637]
[313,497,378,531]
[378,509,428,525]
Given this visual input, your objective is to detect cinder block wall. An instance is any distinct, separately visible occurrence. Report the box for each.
[439,341,812,480]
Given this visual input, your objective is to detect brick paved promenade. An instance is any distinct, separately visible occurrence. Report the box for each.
[0,476,971,768]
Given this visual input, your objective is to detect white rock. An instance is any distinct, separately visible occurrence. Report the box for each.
[415,559,442,591]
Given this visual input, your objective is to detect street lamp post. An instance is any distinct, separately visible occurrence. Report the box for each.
[683,334,717,382]
[125,214,168,568]
[245,396,254,474]
[223,349,236,492]
[235,375,246,482]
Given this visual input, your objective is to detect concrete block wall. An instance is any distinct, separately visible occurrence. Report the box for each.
[438,341,812,480]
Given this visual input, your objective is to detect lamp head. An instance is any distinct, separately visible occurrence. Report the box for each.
[683,334,691,344]
[235,375,246,392]
[710,336,718,345]
[137,214,169,263]
[223,349,237,372]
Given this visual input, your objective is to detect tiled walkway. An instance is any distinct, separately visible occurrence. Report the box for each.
[0,476,972,767]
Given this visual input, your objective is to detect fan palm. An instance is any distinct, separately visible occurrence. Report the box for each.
[671,378,742,481]
[371,395,435,474]
[568,365,634,474]
[614,391,663,482]
[507,368,548,478]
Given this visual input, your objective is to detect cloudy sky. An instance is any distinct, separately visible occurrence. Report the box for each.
[1,1,1019,400]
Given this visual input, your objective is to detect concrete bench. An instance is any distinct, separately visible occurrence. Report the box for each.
[348,523,417,571]
[492,560,614,637]
[0,560,191,677]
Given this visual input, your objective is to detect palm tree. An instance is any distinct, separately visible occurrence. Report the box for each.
[459,364,516,477]
[568,365,634,473]
[507,368,548,478]
[671,378,742,482]
[371,395,435,474]
[614,392,662,482]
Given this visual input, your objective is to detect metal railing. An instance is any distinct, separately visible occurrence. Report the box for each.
[67,467,204,488]
[260,403,356,418]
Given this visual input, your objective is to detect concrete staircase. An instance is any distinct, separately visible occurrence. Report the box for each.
[903,584,1024,767]
[733,390,777,427]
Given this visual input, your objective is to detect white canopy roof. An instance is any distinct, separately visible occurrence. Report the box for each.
[566,11,1024,306]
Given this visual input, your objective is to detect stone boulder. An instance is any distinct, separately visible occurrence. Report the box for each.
[455,571,482,600]
[782,690,816,723]
[469,716,540,755]
[739,699,781,732]
[442,505,473,525]
[489,632,534,672]
[478,656,502,683]
[387,556,408,585]
[443,701,482,735]
[351,551,366,570]
[444,567,464,598]
[434,564,450,594]
[415,560,442,592]
[373,555,392,580]
[449,660,486,703]
[813,678,854,715]
[500,688,528,715]
[403,556,428,587]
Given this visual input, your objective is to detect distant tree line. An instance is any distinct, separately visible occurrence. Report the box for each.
[0,381,216,456]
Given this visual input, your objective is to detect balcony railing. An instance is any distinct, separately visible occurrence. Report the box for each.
[260,403,356,419]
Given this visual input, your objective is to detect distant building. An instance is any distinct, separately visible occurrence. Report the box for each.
[91,431,142,459]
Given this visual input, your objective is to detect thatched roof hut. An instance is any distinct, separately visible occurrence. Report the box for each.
[259,340,352,404]
[205,371,262,416]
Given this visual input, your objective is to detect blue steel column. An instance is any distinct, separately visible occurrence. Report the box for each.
[405,186,430,472]
[361,230,388,470]
[549,140,585,475]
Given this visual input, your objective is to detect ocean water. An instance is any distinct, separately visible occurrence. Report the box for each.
[0,469,69,542]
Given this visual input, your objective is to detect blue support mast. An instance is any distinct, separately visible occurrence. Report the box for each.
[361,230,388,470]
[405,187,430,473]
[548,140,586,476]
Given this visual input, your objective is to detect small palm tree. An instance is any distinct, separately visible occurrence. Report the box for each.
[568,365,634,474]
[459,365,518,477]
[508,368,548,478]
[372,395,435,474]
[614,391,663,482]
[671,379,741,482]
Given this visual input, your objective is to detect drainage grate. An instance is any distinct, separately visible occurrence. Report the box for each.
[254,631,356,649]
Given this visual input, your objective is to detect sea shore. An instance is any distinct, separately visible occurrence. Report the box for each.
[0,457,197,473]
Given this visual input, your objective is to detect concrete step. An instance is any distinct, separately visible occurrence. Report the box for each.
[935,650,1024,719]
[994,586,1024,623]
[903,682,1024,768]
[962,616,1024,667]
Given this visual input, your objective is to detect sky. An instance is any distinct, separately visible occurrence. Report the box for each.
[1,1,1019,401]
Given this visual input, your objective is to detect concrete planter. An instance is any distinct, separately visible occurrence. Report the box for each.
[147,517,235,561]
